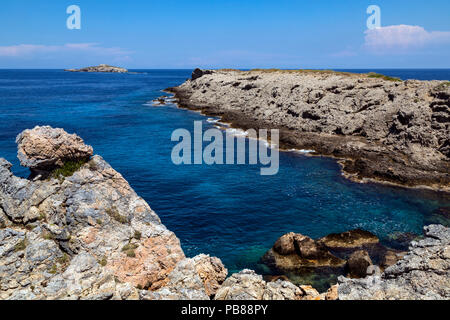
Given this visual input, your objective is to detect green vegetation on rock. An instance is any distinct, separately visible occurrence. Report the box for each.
[367,72,402,82]
[51,160,87,181]
[106,206,128,224]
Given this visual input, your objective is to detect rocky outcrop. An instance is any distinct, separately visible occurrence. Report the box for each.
[141,254,227,300]
[16,126,93,173]
[0,126,186,299]
[261,233,345,273]
[167,69,450,191]
[65,64,128,73]
[213,269,338,300]
[338,225,450,300]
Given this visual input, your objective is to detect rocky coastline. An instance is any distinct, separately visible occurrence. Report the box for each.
[64,64,128,73]
[166,69,450,192]
[0,126,448,300]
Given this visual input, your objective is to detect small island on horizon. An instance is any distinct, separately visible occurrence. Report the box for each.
[64,64,128,73]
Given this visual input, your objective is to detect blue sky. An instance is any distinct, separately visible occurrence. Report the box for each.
[0,0,449,68]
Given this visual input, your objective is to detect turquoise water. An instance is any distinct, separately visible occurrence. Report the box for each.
[0,69,448,277]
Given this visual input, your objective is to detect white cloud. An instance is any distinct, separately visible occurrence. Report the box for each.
[364,25,450,53]
[0,43,131,58]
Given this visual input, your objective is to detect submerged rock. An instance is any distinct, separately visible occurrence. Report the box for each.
[318,229,379,249]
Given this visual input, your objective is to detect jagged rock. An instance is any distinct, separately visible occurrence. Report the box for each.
[65,64,128,73]
[214,270,304,300]
[325,284,339,300]
[168,69,450,191]
[143,254,228,300]
[192,254,228,297]
[346,250,373,278]
[0,127,185,299]
[263,280,303,300]
[16,126,93,171]
[299,285,320,300]
[214,269,266,300]
[338,225,450,300]
[191,68,213,81]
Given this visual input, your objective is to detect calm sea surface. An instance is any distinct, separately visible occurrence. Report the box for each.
[0,69,448,287]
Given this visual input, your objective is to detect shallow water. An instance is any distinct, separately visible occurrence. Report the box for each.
[0,69,448,288]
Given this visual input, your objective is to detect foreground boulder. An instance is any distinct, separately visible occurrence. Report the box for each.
[16,126,93,172]
[338,225,450,300]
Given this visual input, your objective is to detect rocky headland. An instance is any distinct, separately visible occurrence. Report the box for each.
[167,69,450,192]
[0,126,448,300]
[65,64,128,73]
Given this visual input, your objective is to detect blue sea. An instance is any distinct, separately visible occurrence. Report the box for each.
[0,69,449,287]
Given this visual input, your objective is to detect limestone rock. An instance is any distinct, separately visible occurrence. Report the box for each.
[16,126,93,171]
[168,69,450,191]
[192,254,228,297]
[338,225,450,300]
[325,284,339,300]
[0,127,185,299]
[214,269,304,300]
[215,269,266,300]
[143,254,228,300]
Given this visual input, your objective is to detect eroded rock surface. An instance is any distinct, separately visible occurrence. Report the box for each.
[167,69,450,191]
[16,126,93,172]
[338,225,450,300]
[1,127,186,299]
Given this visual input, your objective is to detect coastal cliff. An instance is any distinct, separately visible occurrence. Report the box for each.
[0,126,448,300]
[167,69,450,191]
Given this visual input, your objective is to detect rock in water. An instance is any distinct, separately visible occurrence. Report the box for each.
[345,250,373,278]
[338,225,450,300]
[16,126,93,171]
[318,229,379,249]
[261,232,345,273]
